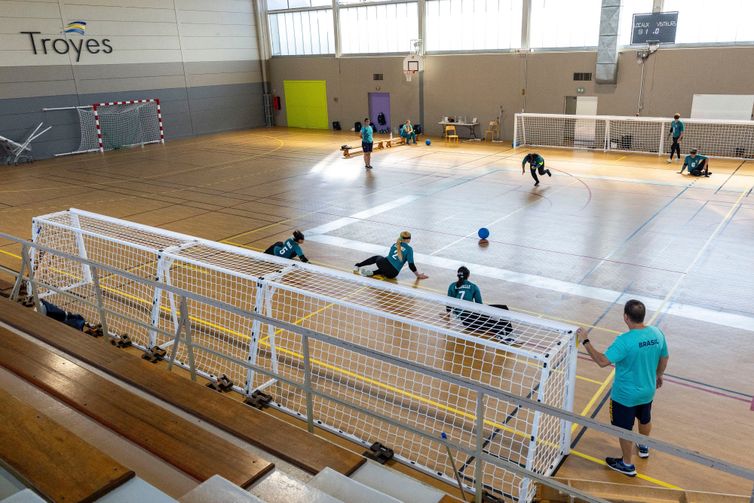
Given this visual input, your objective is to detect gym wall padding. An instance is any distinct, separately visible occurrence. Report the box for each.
[284,80,329,129]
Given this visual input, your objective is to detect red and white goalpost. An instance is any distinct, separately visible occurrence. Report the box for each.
[91,99,164,153]
[43,98,165,156]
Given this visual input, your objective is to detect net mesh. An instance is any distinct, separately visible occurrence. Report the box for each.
[32,208,577,502]
[76,101,161,153]
[515,113,754,159]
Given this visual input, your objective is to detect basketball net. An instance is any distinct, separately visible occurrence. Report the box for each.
[404,69,417,82]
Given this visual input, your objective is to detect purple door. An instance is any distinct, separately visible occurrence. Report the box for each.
[368,92,391,134]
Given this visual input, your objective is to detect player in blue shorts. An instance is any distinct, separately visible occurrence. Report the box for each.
[577,299,669,477]
[264,230,309,263]
[446,267,513,341]
[522,152,552,186]
[679,148,711,177]
[353,231,428,280]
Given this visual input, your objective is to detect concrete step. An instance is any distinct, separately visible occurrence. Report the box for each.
[309,467,401,503]
[1,489,46,503]
[251,470,343,503]
[351,461,446,503]
[180,475,262,503]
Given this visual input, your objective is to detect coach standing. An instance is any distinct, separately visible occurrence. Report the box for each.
[667,113,685,163]
[576,299,669,477]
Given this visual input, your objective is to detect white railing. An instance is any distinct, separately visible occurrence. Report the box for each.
[514,113,754,159]
[2,233,754,503]
[0,233,754,503]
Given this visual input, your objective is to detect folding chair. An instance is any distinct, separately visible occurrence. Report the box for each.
[0,122,52,165]
[484,120,499,141]
[444,125,459,145]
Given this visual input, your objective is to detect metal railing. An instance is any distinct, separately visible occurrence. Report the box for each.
[1,233,752,503]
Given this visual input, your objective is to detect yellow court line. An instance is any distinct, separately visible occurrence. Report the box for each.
[0,249,22,259]
[569,450,681,490]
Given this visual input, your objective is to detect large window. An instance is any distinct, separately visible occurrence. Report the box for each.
[663,0,754,44]
[268,0,331,9]
[269,9,335,56]
[339,2,419,54]
[426,0,522,52]
[618,0,653,46]
[529,0,601,49]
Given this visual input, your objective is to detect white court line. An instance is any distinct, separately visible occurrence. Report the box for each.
[302,191,754,333]
[306,195,420,235]
[306,234,754,333]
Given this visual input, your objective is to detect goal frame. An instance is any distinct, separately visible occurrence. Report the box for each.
[514,112,754,159]
[91,99,165,153]
[31,207,577,502]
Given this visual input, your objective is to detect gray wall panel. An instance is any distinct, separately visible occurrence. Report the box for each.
[0,81,264,159]
[73,62,186,80]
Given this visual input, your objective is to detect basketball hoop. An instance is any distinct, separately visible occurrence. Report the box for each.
[404,69,417,82]
[402,54,423,83]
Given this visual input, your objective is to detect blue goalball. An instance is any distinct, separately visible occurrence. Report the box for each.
[478,227,490,239]
[425,139,431,145]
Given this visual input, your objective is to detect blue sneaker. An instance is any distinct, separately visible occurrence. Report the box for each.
[606,457,636,477]
[636,444,650,459]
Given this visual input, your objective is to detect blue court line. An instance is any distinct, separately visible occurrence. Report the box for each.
[714,160,746,195]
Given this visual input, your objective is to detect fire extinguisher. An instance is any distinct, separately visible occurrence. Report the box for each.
[273,96,281,110]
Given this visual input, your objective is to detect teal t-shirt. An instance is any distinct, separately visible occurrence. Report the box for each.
[361,124,373,143]
[684,154,707,171]
[447,280,483,304]
[386,242,414,272]
[605,326,669,407]
[670,120,685,138]
[273,238,303,260]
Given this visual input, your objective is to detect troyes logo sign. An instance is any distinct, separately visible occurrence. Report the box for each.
[22,21,113,62]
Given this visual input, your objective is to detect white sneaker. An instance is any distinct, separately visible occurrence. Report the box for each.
[359,267,374,277]
[353,265,360,274]
[666,158,673,163]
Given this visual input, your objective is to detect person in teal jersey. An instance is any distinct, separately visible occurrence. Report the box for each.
[577,299,669,477]
[666,113,685,163]
[679,148,711,177]
[447,266,482,304]
[400,119,417,144]
[522,152,551,186]
[353,230,428,280]
[263,230,309,263]
[361,117,374,169]
[446,266,513,341]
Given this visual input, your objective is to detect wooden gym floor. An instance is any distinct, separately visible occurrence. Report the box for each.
[0,127,752,496]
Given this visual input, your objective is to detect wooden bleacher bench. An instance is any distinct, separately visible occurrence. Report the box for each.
[0,299,365,477]
[0,324,274,488]
[341,136,406,158]
[0,387,135,502]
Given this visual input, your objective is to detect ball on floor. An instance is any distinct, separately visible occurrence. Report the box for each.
[425,139,431,146]
[478,227,490,240]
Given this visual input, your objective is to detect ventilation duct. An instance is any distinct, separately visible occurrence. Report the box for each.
[596,0,620,84]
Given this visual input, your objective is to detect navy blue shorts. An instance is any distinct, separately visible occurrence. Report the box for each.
[610,399,652,430]
[362,141,373,153]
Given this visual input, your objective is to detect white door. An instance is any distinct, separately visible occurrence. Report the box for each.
[574,96,598,147]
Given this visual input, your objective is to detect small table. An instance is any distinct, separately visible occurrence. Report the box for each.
[439,121,480,141]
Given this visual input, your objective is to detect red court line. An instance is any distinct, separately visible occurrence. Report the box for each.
[750,397,754,411]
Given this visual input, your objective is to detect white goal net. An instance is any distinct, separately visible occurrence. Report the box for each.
[31,208,577,502]
[73,99,164,154]
[514,113,754,159]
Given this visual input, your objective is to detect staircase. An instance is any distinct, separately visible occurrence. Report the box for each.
[180,461,452,503]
